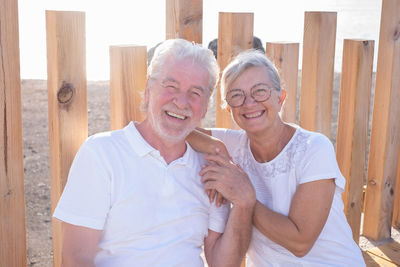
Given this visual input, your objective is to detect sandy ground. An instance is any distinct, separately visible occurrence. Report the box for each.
[21,74,399,266]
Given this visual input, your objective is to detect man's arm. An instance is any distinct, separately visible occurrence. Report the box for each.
[202,153,256,267]
[60,222,102,267]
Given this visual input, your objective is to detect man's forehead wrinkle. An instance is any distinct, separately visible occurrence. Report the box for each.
[162,76,205,93]
[162,77,180,84]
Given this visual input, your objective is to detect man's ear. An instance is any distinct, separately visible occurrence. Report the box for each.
[144,81,150,105]
[201,102,208,119]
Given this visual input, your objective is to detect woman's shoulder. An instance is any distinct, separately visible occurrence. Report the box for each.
[287,127,336,164]
[211,128,248,159]
[295,127,333,149]
[211,128,247,142]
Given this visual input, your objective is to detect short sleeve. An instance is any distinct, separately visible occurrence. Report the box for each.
[208,202,230,233]
[298,134,346,191]
[53,139,112,230]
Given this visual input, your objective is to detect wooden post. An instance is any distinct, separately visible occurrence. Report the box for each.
[46,11,87,266]
[392,2,400,228]
[110,45,147,130]
[393,155,400,228]
[166,0,202,44]
[336,39,374,243]
[266,42,299,123]
[363,0,400,241]
[0,0,27,265]
[216,12,254,129]
[299,12,337,137]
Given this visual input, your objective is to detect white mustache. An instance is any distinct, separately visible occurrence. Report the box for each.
[162,103,193,118]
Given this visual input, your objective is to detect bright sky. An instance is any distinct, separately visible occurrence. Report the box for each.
[18,0,382,80]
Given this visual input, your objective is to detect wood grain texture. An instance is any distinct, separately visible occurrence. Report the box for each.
[110,45,147,130]
[166,0,202,44]
[336,39,374,243]
[0,0,27,265]
[363,0,400,241]
[366,242,400,266]
[46,10,87,267]
[363,250,398,267]
[393,152,400,228]
[299,12,337,137]
[266,42,299,123]
[216,12,253,129]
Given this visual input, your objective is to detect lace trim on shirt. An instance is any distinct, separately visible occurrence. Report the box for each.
[236,129,310,180]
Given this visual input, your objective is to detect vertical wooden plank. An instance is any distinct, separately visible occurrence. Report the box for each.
[266,42,299,123]
[0,0,27,265]
[336,39,374,243]
[166,0,202,44]
[299,12,337,137]
[393,151,400,228]
[363,0,400,241]
[216,12,254,129]
[110,45,147,130]
[46,10,87,266]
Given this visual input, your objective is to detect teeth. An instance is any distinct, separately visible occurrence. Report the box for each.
[166,111,186,120]
[244,111,263,118]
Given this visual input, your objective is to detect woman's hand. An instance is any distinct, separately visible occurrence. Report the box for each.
[205,148,231,206]
[200,150,256,209]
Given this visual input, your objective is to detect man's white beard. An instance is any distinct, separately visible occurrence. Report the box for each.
[147,99,197,144]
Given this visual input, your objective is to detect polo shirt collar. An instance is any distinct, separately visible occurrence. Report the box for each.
[123,121,196,167]
[123,121,156,157]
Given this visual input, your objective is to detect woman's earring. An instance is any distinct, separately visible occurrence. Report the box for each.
[226,106,231,112]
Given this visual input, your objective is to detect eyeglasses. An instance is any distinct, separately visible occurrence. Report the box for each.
[225,85,274,107]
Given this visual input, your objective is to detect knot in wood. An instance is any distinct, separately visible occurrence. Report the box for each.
[57,81,74,104]
[369,179,377,186]
[394,22,400,41]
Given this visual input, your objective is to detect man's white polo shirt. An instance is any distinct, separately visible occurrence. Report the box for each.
[54,122,229,267]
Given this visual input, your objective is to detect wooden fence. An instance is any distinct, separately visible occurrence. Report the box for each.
[1,0,400,266]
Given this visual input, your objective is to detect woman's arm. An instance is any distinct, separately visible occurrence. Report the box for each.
[186,128,230,158]
[253,179,336,257]
[187,129,231,205]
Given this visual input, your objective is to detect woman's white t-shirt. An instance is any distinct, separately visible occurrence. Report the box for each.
[212,126,365,267]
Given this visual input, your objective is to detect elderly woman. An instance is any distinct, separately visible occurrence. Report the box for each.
[187,50,365,266]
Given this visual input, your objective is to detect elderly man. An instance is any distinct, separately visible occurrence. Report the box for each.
[53,39,256,267]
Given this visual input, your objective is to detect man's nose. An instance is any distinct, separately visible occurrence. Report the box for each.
[173,92,189,108]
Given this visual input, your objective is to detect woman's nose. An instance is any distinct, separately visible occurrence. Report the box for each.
[242,93,257,106]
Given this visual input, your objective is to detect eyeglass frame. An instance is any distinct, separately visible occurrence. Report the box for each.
[224,83,276,108]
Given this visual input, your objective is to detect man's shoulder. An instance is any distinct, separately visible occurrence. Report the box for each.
[81,125,136,158]
[185,143,206,167]
[85,128,124,146]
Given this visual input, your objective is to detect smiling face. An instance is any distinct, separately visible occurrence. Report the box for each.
[228,66,284,134]
[144,56,209,144]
